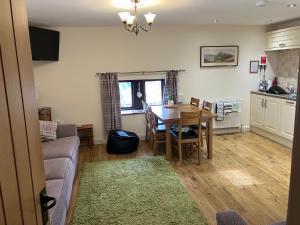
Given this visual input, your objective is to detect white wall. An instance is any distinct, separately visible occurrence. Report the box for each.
[33,26,273,143]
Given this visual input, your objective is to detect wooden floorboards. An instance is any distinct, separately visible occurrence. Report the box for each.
[66,132,291,225]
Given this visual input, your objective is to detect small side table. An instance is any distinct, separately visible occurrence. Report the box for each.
[77,124,94,149]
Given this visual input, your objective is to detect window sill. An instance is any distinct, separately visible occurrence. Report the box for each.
[121,109,145,116]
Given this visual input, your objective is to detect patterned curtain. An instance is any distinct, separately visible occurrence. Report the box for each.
[163,70,178,104]
[100,73,122,132]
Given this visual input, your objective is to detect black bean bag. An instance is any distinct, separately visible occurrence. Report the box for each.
[107,130,139,154]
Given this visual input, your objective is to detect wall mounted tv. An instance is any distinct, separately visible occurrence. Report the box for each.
[29,26,60,61]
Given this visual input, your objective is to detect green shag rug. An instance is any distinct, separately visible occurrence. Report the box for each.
[72,156,207,225]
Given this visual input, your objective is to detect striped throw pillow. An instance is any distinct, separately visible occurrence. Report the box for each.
[40,120,57,141]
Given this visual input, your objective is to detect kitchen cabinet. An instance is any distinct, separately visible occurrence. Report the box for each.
[264,97,281,134]
[266,26,300,51]
[280,100,296,140]
[251,94,265,129]
[251,93,296,143]
[251,94,281,135]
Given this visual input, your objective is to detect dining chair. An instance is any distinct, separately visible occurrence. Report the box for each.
[143,101,152,142]
[201,101,213,147]
[171,111,203,165]
[190,97,200,107]
[148,107,166,155]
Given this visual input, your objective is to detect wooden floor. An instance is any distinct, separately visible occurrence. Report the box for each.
[66,132,291,225]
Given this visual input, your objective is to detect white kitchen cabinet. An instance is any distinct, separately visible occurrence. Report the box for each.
[251,94,265,129]
[251,93,296,144]
[280,100,296,140]
[266,26,300,51]
[251,94,281,135]
[264,97,281,134]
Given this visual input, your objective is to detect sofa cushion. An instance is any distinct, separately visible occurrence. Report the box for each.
[42,136,80,160]
[44,158,70,180]
[40,120,58,141]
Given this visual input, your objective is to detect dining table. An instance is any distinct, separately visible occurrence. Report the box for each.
[151,104,216,161]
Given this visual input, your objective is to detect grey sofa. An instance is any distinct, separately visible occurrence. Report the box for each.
[42,124,80,225]
[216,211,286,225]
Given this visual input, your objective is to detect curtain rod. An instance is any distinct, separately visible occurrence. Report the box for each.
[96,69,186,76]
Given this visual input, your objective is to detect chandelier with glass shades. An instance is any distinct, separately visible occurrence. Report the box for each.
[118,0,156,35]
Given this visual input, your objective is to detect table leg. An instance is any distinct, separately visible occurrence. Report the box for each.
[207,118,213,159]
[165,122,172,161]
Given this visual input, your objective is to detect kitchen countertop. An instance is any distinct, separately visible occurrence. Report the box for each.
[251,91,297,101]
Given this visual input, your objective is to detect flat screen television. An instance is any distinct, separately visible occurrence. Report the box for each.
[29,26,60,61]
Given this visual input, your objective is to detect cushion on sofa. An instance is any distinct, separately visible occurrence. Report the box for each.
[44,158,70,180]
[40,120,58,141]
[42,136,80,160]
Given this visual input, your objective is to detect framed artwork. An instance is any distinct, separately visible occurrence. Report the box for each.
[249,60,259,73]
[200,46,239,67]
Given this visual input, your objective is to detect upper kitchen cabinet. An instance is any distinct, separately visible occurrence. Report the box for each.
[266,26,300,51]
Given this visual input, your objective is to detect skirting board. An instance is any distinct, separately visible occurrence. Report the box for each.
[93,127,251,145]
[251,126,293,149]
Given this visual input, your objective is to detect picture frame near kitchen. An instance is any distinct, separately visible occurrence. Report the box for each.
[249,60,259,73]
[200,46,239,67]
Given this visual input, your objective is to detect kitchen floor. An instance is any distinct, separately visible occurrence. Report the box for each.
[67,132,291,225]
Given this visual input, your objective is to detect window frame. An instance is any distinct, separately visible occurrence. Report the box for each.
[119,79,165,111]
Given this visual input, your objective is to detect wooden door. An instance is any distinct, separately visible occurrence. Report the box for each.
[287,58,300,225]
[251,94,265,128]
[264,96,281,135]
[0,0,46,224]
[280,100,296,141]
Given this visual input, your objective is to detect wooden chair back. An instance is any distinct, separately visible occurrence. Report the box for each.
[148,108,158,132]
[145,106,152,125]
[190,97,200,107]
[202,101,213,112]
[178,111,203,138]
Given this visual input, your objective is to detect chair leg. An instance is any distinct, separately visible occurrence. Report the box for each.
[200,132,204,147]
[197,141,201,165]
[178,143,183,165]
[145,126,149,142]
[206,127,209,151]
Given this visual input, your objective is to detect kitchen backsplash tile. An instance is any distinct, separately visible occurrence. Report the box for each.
[278,77,298,92]
[277,49,300,78]
[275,49,300,93]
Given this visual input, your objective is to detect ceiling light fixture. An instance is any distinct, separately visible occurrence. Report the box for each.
[256,0,267,7]
[118,0,156,36]
[287,4,296,7]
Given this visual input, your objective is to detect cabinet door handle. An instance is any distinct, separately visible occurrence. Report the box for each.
[279,43,286,48]
[261,99,264,108]
[265,99,267,108]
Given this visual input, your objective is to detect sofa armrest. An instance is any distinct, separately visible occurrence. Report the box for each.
[57,124,77,138]
[216,211,248,225]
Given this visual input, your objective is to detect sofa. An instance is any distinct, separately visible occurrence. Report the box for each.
[42,124,80,225]
[216,211,286,225]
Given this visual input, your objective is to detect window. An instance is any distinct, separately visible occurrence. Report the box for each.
[119,82,132,108]
[119,79,165,111]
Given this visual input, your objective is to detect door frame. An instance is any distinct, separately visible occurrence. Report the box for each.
[287,59,300,225]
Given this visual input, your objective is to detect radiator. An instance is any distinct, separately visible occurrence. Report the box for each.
[212,100,242,133]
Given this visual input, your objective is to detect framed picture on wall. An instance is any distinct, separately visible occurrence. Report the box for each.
[200,46,239,67]
[249,60,259,73]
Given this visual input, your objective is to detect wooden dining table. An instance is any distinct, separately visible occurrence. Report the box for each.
[151,104,216,161]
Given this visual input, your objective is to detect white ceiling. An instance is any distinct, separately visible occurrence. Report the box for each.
[26,0,300,27]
